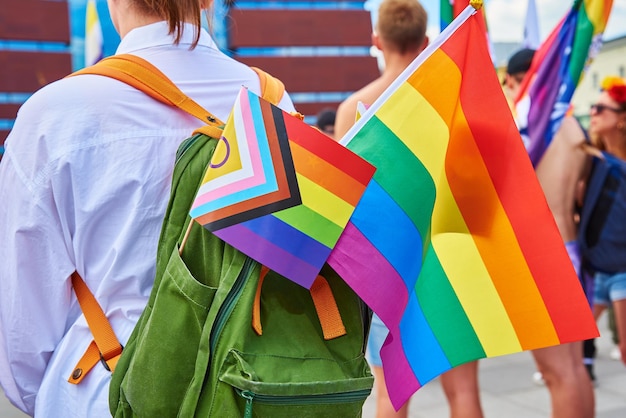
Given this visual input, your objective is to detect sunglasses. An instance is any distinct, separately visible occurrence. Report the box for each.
[590,103,624,114]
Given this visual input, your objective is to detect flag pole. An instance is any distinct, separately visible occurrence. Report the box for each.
[339,0,482,146]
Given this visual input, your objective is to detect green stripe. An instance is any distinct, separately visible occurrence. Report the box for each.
[347,116,434,239]
[569,5,594,84]
[417,246,486,365]
[274,205,342,248]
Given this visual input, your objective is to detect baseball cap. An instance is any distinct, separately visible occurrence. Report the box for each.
[506,48,536,75]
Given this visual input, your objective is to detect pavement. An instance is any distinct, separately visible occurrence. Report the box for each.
[2,315,625,417]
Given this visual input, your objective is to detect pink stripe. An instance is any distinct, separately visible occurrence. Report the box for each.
[380,328,421,409]
[327,222,408,327]
[193,91,268,206]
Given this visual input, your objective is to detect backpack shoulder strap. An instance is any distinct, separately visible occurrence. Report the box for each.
[74,54,225,138]
[68,272,123,384]
[73,55,287,136]
[251,67,285,105]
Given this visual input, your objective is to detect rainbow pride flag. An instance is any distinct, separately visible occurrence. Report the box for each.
[515,0,613,165]
[440,0,495,64]
[439,0,465,30]
[191,88,375,288]
[329,5,598,409]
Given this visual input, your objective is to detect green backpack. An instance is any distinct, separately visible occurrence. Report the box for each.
[78,55,374,417]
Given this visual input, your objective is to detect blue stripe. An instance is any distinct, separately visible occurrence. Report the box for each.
[351,180,423,290]
[241,214,331,267]
[400,292,451,384]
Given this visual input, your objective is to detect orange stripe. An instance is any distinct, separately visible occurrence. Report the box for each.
[289,141,365,207]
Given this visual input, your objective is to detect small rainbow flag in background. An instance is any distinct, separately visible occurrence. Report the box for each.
[85,0,104,67]
[191,88,375,288]
[440,0,495,64]
[515,0,613,165]
[329,4,598,409]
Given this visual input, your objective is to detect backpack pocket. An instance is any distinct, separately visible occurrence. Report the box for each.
[220,349,373,418]
[117,247,218,416]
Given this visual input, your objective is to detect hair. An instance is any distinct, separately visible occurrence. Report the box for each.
[315,108,336,130]
[130,0,236,47]
[375,0,427,55]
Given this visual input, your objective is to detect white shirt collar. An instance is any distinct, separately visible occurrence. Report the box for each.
[116,21,217,54]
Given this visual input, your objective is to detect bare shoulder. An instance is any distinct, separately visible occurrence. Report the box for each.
[335,78,390,140]
[554,116,586,146]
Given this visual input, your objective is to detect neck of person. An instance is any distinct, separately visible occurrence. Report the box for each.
[119,15,163,39]
[381,50,421,80]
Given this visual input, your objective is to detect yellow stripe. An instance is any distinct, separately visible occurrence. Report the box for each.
[296,174,354,227]
[584,0,611,34]
[376,58,522,356]
[203,104,243,183]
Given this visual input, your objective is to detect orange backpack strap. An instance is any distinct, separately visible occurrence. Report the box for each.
[68,272,123,384]
[309,275,347,340]
[72,56,289,138]
[73,54,225,139]
[252,271,346,340]
[251,67,285,106]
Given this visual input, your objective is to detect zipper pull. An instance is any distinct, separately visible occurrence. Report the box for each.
[241,390,254,418]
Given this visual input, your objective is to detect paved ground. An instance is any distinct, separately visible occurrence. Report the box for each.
[362,314,626,418]
[2,316,625,417]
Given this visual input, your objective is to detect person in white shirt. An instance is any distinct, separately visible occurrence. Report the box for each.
[0,1,294,416]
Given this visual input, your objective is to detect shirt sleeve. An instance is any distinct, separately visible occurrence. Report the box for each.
[0,110,75,414]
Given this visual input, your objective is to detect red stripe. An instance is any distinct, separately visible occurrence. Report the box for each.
[282,114,376,186]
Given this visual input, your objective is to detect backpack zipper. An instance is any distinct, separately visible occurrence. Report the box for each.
[237,388,372,418]
[209,256,256,354]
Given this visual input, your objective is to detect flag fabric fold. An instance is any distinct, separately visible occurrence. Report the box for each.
[85,0,104,67]
[191,88,375,288]
[515,0,614,165]
[329,5,598,409]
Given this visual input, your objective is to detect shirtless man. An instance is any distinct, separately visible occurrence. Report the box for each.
[504,48,594,418]
[334,0,428,140]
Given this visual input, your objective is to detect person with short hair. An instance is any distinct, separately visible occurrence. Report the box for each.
[0,1,294,416]
[334,0,428,140]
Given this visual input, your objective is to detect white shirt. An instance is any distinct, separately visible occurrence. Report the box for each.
[0,21,294,417]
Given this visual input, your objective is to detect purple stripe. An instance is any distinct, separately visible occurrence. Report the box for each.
[237,214,331,268]
[380,326,421,409]
[327,222,408,327]
[215,223,320,288]
[526,12,577,165]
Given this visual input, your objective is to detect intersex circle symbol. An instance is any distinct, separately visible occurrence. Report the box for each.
[210,136,231,168]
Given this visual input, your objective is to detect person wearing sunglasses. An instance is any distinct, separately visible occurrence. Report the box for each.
[578,76,626,383]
